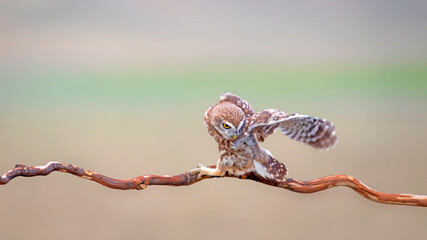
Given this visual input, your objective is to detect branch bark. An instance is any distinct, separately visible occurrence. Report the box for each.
[1,161,426,207]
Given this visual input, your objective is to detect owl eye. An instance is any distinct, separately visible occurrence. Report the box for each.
[222,123,231,129]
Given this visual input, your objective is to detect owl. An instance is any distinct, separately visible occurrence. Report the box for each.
[196,93,337,181]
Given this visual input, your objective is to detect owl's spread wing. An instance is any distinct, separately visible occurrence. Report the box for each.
[247,109,337,150]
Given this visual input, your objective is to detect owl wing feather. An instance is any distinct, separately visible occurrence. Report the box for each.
[247,109,337,150]
[254,155,288,181]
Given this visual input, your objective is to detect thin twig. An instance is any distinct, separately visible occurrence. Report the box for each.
[1,161,426,207]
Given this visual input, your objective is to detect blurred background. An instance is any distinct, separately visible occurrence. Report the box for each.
[0,1,426,239]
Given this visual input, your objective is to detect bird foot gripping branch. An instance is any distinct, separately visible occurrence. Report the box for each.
[1,93,426,207]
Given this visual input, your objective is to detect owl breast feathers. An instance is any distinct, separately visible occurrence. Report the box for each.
[197,93,337,181]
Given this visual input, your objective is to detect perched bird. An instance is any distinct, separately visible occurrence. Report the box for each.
[196,93,337,181]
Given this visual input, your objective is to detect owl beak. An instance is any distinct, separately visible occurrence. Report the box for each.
[232,133,237,140]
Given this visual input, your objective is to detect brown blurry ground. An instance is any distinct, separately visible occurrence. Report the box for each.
[1,96,426,240]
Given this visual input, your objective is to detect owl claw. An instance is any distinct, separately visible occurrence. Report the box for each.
[188,164,206,179]
[189,167,202,178]
[195,164,208,179]
[193,164,225,180]
[197,172,204,180]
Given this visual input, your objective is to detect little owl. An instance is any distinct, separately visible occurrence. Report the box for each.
[196,93,337,181]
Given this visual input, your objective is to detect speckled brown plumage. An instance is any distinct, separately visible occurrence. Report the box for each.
[197,93,338,181]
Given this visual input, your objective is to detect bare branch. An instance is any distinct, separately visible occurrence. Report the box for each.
[1,161,426,207]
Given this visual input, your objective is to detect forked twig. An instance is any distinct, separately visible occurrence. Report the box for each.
[1,161,426,207]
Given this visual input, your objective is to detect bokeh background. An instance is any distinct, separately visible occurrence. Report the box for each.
[1,1,426,239]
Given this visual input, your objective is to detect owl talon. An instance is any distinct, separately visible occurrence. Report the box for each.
[189,168,201,176]
[195,164,208,179]
[188,164,207,179]
[194,164,225,179]
[188,167,208,180]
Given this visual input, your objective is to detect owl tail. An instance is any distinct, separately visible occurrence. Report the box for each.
[254,156,287,182]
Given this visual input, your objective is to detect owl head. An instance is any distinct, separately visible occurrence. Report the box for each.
[205,101,246,141]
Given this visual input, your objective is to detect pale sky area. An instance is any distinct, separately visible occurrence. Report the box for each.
[1,0,426,71]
